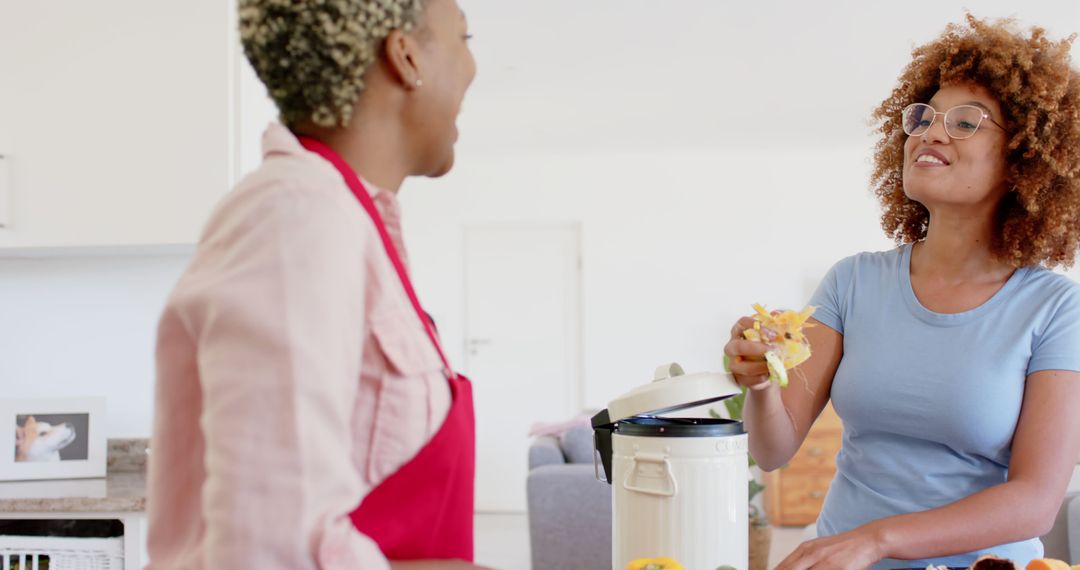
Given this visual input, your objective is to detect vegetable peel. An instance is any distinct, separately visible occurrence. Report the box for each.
[726,304,816,388]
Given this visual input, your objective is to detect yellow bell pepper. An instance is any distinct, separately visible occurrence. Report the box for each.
[1027,560,1071,570]
[626,558,684,570]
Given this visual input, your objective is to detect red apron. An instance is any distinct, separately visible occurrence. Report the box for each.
[298,137,476,562]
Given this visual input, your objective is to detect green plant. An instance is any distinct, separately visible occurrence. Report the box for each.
[710,386,768,527]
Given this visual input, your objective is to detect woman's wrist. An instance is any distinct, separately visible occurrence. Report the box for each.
[865,519,895,561]
[748,378,774,392]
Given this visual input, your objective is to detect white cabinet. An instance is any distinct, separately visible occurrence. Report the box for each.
[0,512,147,570]
[0,1,240,250]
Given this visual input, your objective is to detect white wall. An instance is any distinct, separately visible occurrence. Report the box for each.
[455,0,1080,153]
[0,254,190,437]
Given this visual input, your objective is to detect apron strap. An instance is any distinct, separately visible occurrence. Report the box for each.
[297,136,454,374]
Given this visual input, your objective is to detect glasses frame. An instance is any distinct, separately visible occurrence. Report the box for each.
[901,103,1008,140]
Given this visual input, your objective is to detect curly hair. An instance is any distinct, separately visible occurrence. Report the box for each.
[238,0,426,128]
[871,14,1080,268]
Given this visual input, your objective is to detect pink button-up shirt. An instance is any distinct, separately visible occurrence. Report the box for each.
[146,123,451,570]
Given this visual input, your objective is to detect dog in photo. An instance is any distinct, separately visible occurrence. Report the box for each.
[15,416,76,462]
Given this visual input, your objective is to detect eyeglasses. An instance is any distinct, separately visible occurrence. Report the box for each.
[901,103,1008,140]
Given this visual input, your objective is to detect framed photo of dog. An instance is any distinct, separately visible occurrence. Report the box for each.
[0,398,107,481]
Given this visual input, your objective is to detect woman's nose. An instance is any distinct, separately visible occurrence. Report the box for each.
[922,116,951,143]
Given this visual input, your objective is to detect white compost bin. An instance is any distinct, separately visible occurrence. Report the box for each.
[593,363,749,570]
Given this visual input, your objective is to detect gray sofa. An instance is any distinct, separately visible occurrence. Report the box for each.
[527,426,1080,568]
[527,425,611,570]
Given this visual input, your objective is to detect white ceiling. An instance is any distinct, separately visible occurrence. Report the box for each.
[457,0,1080,153]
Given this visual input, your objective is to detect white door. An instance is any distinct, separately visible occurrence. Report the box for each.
[464,224,582,512]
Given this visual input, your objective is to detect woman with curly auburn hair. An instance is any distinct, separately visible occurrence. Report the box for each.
[146,0,483,569]
[725,15,1080,570]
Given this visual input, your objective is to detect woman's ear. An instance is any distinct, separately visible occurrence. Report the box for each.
[383,29,423,90]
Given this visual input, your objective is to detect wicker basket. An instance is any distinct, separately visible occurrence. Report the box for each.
[0,535,123,570]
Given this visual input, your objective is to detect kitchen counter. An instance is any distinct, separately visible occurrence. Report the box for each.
[0,438,147,513]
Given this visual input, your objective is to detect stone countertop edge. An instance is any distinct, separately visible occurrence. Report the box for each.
[106,438,149,473]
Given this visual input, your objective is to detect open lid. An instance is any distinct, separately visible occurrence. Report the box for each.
[606,362,742,422]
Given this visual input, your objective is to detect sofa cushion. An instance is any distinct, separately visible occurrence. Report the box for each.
[560,425,595,465]
[529,436,565,470]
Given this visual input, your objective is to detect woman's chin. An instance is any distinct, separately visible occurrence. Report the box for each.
[426,150,456,178]
[902,183,944,204]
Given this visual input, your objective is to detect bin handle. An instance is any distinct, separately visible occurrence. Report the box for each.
[622,452,677,497]
[653,362,685,381]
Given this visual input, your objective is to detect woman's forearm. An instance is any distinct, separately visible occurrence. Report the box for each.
[744,384,801,471]
[873,479,1056,561]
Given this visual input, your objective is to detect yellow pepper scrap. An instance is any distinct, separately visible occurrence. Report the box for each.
[1027,559,1071,570]
[725,304,816,388]
[626,557,685,570]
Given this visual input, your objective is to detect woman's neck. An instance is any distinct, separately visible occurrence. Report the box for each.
[321,110,410,193]
[294,91,412,194]
[913,206,1014,283]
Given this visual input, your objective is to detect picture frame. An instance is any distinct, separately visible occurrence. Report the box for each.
[0,398,107,481]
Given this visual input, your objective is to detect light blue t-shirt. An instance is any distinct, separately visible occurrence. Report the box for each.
[809,244,1080,570]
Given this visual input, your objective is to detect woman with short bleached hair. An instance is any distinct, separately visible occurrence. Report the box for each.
[146,0,484,568]
[726,15,1080,570]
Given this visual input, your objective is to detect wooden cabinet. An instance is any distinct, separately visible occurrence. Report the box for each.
[764,403,842,526]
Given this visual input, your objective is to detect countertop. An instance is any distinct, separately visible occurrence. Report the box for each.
[0,439,147,514]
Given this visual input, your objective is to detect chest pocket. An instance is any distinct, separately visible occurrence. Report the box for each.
[363,310,450,484]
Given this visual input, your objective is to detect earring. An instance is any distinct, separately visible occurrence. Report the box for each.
[415,78,423,88]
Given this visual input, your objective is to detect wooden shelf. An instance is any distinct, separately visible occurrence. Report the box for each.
[764,403,842,527]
